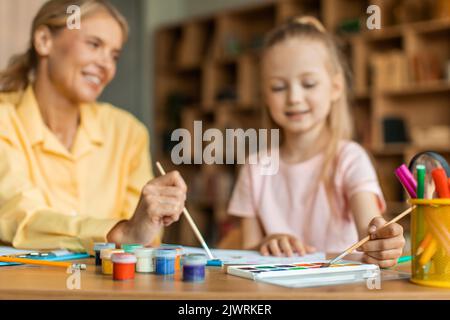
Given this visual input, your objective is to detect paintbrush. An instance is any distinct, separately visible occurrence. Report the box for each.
[324,206,415,267]
[155,162,222,266]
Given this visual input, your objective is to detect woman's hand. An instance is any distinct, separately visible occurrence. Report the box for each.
[107,171,187,246]
[260,233,316,257]
[358,217,405,268]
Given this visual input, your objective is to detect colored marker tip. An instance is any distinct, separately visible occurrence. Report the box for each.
[207,259,223,267]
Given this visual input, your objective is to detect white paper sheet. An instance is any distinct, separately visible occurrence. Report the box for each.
[182,246,325,265]
[0,246,33,256]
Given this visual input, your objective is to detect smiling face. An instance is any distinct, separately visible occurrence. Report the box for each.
[35,10,123,103]
[262,38,343,135]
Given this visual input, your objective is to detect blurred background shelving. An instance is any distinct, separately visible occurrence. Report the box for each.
[155,0,450,247]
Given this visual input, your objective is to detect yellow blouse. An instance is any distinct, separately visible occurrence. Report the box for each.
[0,86,155,253]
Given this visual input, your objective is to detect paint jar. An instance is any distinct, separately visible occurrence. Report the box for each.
[182,254,207,282]
[100,249,124,275]
[155,248,177,275]
[134,248,155,273]
[93,243,116,266]
[111,253,137,281]
[121,243,144,254]
[410,199,450,288]
[160,244,183,271]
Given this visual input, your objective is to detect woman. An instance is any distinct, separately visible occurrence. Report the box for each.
[0,0,186,253]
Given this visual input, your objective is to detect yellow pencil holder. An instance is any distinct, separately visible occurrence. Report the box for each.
[409,199,450,288]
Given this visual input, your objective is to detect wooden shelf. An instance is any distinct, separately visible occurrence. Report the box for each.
[381,81,450,96]
[371,146,407,157]
[360,26,403,42]
[348,18,450,42]
[409,18,450,35]
[352,89,371,100]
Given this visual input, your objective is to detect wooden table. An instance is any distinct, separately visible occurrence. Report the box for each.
[0,254,449,300]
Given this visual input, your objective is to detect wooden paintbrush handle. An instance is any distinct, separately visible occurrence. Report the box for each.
[341,205,416,258]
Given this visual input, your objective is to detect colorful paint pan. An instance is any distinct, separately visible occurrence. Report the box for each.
[294,263,315,267]
[275,265,296,268]
[236,261,364,274]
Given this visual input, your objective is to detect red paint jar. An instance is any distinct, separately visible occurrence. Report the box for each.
[111,253,137,281]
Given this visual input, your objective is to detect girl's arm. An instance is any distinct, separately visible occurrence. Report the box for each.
[350,191,405,268]
[350,192,382,239]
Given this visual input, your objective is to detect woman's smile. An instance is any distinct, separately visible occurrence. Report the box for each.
[81,69,105,92]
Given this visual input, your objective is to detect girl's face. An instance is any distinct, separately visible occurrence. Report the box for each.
[262,38,343,134]
[35,10,123,103]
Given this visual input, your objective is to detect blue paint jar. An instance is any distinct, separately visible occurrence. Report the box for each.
[160,244,183,271]
[155,248,177,275]
[93,243,116,266]
[182,254,207,282]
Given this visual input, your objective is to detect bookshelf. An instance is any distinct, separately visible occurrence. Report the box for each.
[154,0,450,246]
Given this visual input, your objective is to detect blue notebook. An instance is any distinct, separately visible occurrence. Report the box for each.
[0,246,90,266]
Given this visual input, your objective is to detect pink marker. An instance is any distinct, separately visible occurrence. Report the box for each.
[399,164,417,191]
[395,165,417,198]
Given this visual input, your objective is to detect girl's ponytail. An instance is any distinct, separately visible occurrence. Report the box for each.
[293,16,326,33]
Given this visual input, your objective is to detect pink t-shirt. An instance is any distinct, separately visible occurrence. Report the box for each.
[228,140,386,252]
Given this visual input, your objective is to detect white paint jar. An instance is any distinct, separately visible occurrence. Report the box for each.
[134,248,155,273]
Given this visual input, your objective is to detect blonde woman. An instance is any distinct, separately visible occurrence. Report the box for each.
[0,0,186,253]
[228,17,405,268]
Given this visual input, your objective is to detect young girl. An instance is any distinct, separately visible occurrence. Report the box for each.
[227,17,405,268]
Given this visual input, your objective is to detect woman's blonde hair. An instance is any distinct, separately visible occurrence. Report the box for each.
[0,0,128,92]
[262,16,354,216]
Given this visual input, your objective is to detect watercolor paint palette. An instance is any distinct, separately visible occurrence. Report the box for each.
[227,261,380,288]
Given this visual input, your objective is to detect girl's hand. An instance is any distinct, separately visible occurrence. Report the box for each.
[108,171,187,246]
[260,233,316,257]
[358,217,405,268]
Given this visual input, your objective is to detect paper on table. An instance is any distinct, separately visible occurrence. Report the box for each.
[182,246,325,265]
[0,246,33,256]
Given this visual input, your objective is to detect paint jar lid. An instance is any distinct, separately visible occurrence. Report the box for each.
[182,254,207,266]
[160,244,183,254]
[100,248,124,259]
[111,253,137,264]
[134,247,155,258]
[121,243,144,253]
[155,248,177,258]
[94,243,116,251]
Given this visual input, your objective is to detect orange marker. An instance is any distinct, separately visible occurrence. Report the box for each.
[419,238,437,267]
[0,256,86,269]
[416,233,433,256]
[431,168,450,198]
[448,178,450,191]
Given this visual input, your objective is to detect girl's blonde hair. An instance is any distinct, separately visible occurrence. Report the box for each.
[0,0,128,92]
[262,16,354,216]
